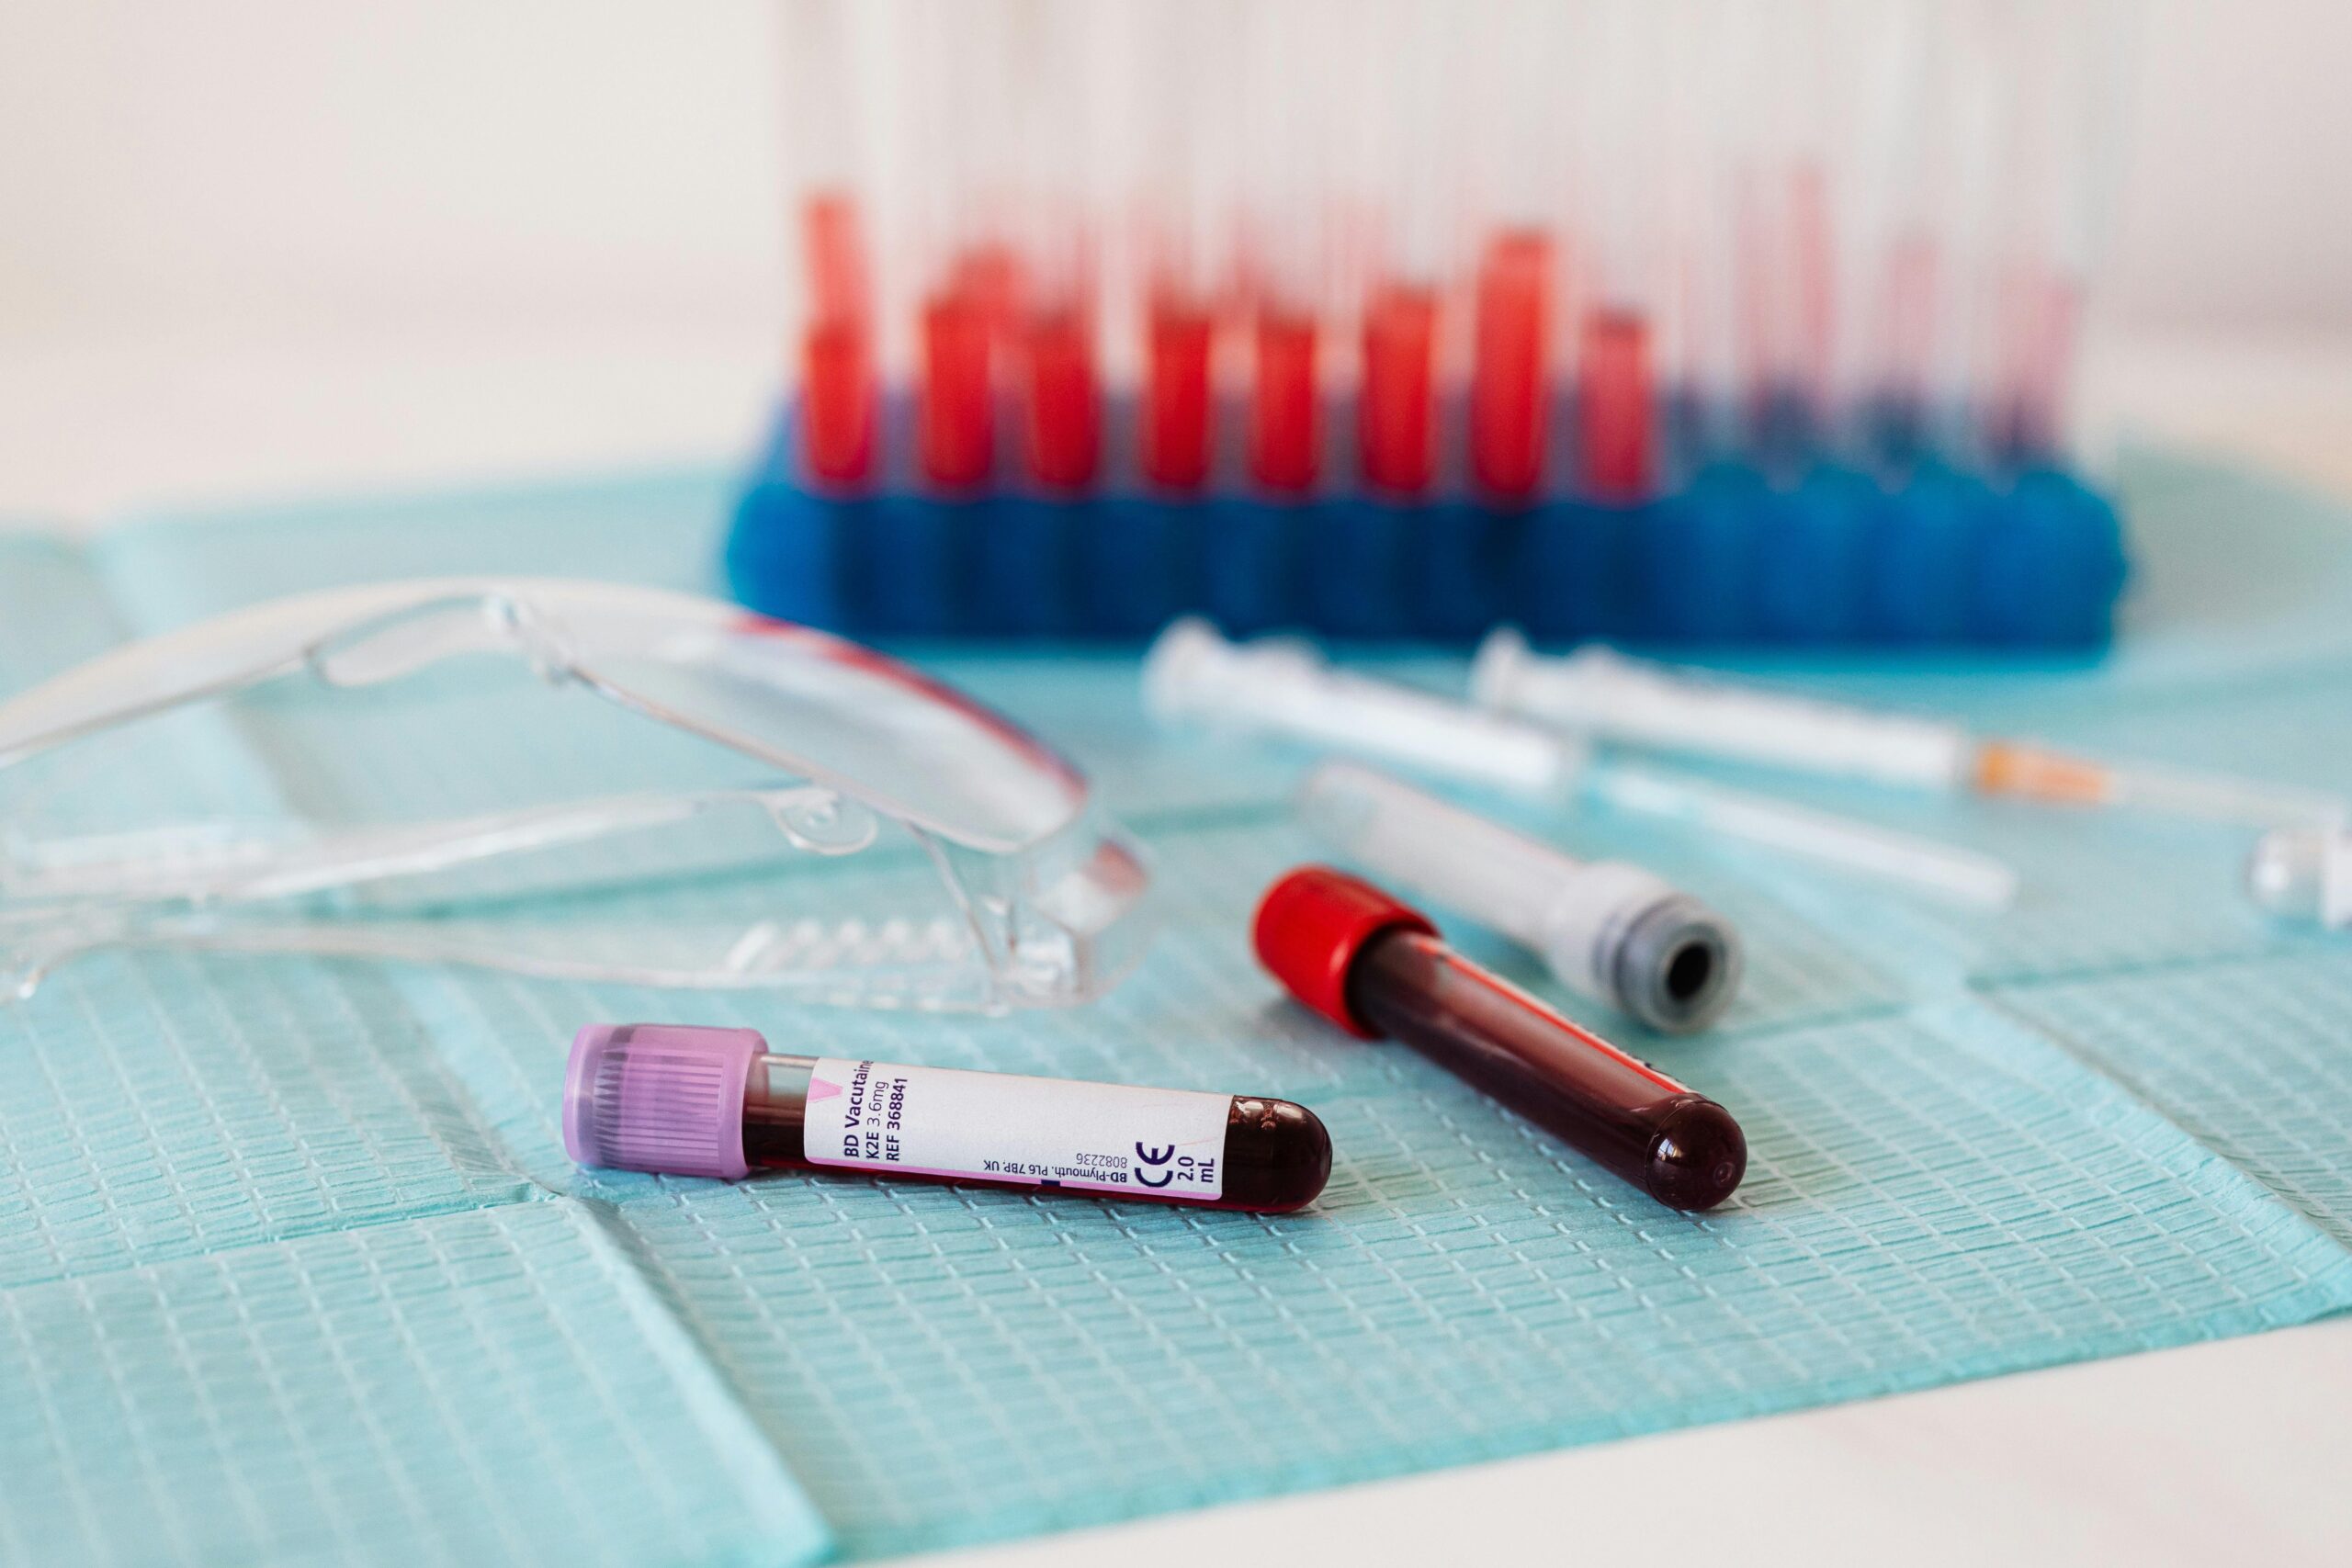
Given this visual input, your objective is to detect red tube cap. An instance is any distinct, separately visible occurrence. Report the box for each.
[1252,866,1435,1039]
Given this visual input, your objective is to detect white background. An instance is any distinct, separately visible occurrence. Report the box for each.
[3,0,2351,516]
[0,4,2348,1564]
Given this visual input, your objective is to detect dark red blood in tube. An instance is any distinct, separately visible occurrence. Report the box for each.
[1472,230,1552,502]
[921,289,993,489]
[1578,308,1656,502]
[1360,284,1438,497]
[1023,307,1100,491]
[741,1060,1329,1213]
[1143,296,1215,491]
[800,317,875,486]
[1250,308,1320,494]
[1254,868,1746,1213]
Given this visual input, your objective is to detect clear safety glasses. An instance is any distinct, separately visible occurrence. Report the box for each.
[0,579,1152,1010]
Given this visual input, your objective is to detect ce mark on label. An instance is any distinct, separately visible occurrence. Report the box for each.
[1133,1143,1177,1188]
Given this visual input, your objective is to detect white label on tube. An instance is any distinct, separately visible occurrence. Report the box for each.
[802,1057,1230,1201]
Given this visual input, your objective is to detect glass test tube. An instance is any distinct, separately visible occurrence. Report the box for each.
[1465,0,1564,501]
[907,0,1016,489]
[1572,0,1666,502]
[566,1023,1332,1212]
[1010,0,1102,491]
[1133,0,1228,491]
[1355,0,1456,499]
[782,0,879,487]
[1238,0,1333,495]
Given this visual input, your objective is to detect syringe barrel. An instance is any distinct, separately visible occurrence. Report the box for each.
[1252,868,1746,1213]
[1473,631,1972,791]
[564,1023,1329,1212]
[1144,619,1585,798]
[1297,761,1741,1032]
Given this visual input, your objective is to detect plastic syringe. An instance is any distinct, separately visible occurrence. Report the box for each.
[1145,619,2018,907]
[1474,631,2352,831]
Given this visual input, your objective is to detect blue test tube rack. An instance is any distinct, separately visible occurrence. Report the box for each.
[726,396,2127,648]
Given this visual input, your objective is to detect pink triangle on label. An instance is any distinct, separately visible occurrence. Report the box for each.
[807,1077,843,1102]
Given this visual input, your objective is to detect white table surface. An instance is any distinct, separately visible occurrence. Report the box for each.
[0,321,2346,1567]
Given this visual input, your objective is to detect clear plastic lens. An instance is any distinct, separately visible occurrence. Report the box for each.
[0,579,1149,1010]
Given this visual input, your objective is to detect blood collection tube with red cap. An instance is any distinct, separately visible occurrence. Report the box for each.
[565,1023,1330,1213]
[798,192,876,488]
[1144,292,1216,491]
[780,0,878,490]
[1470,231,1551,502]
[1254,868,1747,1213]
[1250,307,1320,494]
[1578,307,1656,501]
[1360,284,1438,496]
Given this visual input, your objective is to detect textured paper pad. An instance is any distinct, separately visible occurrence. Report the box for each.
[3,448,2350,1563]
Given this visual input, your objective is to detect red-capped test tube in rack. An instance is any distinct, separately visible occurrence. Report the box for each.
[920,246,1014,491]
[1355,0,1454,501]
[1578,306,1656,502]
[1471,231,1552,502]
[1145,292,1216,491]
[800,193,878,487]
[782,0,879,489]
[1250,305,1320,494]
[1133,0,1224,493]
[1361,283,1439,497]
[1570,0,1665,502]
[1011,4,1102,493]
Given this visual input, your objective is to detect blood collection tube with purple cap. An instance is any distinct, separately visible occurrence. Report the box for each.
[563,1023,1330,1213]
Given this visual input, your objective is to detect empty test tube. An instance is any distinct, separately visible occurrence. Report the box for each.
[781,0,879,486]
[566,1022,1331,1211]
[1134,0,1227,491]
[1579,309,1657,501]
[1299,761,1742,1032]
[1361,285,1440,496]
[1251,309,1322,493]
[1143,296,1216,490]
[1356,0,1456,500]
[1255,867,1747,1211]
[1470,231,1552,500]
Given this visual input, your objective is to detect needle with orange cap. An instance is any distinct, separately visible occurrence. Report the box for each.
[1475,633,2351,831]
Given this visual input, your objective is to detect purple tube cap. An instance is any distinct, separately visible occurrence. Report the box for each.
[563,1022,767,1179]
